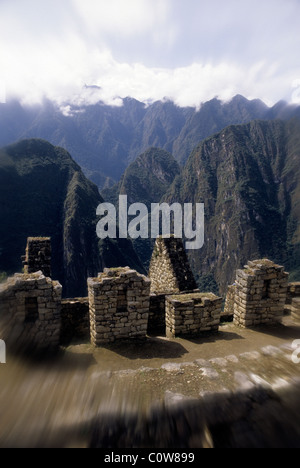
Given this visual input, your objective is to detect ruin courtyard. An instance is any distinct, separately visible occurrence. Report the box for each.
[0,237,299,447]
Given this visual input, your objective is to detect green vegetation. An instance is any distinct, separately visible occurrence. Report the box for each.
[0,272,7,283]
[196,274,219,296]
[165,118,300,293]
[0,139,144,297]
[107,118,300,295]
[0,95,283,189]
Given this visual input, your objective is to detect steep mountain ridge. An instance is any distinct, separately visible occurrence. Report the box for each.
[103,147,181,206]
[1,96,299,188]
[102,148,181,270]
[0,139,144,297]
[164,118,300,293]
[104,118,300,294]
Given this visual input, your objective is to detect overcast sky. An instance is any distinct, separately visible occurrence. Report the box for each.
[1,0,300,109]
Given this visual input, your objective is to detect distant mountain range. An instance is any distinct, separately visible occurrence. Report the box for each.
[0,95,299,297]
[1,95,300,188]
[0,139,144,297]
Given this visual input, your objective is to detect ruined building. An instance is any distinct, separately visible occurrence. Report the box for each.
[88,267,151,345]
[226,259,289,328]
[1,237,299,355]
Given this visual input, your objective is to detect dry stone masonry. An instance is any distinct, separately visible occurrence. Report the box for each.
[1,235,298,356]
[88,267,151,345]
[149,237,198,294]
[0,271,62,352]
[22,237,52,278]
[233,259,289,328]
[166,292,222,338]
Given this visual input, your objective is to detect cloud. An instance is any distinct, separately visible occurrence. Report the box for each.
[0,0,300,109]
[72,0,171,39]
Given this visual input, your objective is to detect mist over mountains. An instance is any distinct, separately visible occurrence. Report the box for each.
[1,95,300,189]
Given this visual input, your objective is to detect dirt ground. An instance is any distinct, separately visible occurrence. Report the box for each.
[0,317,299,447]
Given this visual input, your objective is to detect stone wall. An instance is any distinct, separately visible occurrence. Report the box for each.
[88,267,151,345]
[149,237,198,294]
[60,298,90,345]
[223,284,236,321]
[0,272,62,353]
[22,237,52,278]
[233,259,289,328]
[166,292,222,338]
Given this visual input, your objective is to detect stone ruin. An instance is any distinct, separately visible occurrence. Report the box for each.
[0,271,62,353]
[22,237,52,278]
[149,236,198,294]
[88,267,151,345]
[148,236,202,334]
[1,236,299,355]
[231,259,289,328]
[166,293,222,338]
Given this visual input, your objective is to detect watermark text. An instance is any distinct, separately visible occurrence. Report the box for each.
[96,196,204,250]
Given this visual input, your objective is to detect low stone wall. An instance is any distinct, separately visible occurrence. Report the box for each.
[88,267,151,345]
[0,272,62,353]
[166,292,222,338]
[233,260,289,328]
[60,298,90,344]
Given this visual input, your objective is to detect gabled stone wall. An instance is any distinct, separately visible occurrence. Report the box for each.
[0,272,62,352]
[149,237,197,294]
[88,267,151,345]
[233,259,289,328]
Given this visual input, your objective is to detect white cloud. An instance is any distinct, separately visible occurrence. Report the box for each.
[0,0,300,109]
[72,0,171,38]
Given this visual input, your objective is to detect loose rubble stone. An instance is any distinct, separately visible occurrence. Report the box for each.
[161,363,182,372]
[261,345,283,357]
[240,351,261,361]
[234,372,256,390]
[209,357,228,367]
[199,367,220,380]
